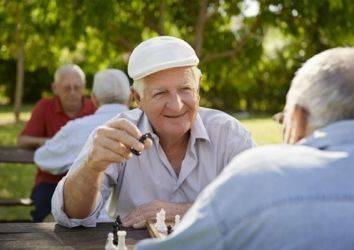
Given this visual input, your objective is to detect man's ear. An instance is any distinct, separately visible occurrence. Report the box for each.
[51,82,57,95]
[197,77,201,93]
[91,93,99,108]
[284,104,309,144]
[131,87,141,105]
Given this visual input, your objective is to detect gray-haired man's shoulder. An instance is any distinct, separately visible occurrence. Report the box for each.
[199,144,347,222]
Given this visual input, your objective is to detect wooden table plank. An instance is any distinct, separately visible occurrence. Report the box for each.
[0,146,34,164]
[0,222,149,249]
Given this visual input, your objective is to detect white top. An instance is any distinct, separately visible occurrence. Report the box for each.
[52,107,255,228]
[127,36,199,80]
[34,104,128,174]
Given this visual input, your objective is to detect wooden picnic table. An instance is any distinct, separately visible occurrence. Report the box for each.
[0,222,150,249]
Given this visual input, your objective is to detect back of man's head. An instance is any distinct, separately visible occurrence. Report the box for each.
[286,47,354,131]
[92,69,130,105]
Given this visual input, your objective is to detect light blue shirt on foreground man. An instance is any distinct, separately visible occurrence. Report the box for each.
[137,48,354,249]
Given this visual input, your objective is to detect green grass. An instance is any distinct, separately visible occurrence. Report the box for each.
[240,115,282,145]
[0,105,282,221]
[0,106,36,221]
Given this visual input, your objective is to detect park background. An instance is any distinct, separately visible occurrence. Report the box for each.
[0,0,353,221]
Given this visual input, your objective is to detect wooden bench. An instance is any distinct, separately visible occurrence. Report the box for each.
[0,146,35,206]
[0,146,35,164]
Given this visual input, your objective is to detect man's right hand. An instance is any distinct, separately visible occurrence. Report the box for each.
[85,118,153,173]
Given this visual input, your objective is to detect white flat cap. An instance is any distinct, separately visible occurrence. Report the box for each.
[128,36,199,80]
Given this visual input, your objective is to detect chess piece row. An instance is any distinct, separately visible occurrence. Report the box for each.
[155,209,181,234]
[105,231,127,250]
[106,209,181,249]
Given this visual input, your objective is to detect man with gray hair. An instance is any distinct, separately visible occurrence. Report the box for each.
[34,69,130,176]
[51,36,255,228]
[137,47,354,250]
[18,64,96,222]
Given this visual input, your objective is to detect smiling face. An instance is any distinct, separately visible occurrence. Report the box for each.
[138,67,200,140]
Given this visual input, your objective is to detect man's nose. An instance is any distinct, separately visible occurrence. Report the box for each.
[69,86,76,95]
[167,92,183,111]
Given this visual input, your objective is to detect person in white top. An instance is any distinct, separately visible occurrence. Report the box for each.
[52,36,255,228]
[35,69,130,175]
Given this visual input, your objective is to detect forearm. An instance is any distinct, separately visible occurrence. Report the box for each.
[63,160,103,219]
[17,135,47,149]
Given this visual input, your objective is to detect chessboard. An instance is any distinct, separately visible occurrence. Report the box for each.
[146,219,175,238]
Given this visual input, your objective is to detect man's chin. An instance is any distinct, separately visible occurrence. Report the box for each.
[161,125,190,137]
[64,103,82,111]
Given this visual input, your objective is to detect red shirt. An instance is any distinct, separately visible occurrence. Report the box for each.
[21,96,96,185]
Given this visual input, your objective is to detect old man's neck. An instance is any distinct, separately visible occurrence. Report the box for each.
[159,131,190,175]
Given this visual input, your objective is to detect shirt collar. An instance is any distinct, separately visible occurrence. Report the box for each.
[299,120,354,149]
[95,104,128,115]
[190,112,210,143]
[138,110,210,143]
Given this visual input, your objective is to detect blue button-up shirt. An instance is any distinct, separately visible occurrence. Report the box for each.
[137,120,354,250]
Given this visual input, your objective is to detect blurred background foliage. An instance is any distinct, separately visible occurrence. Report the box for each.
[0,0,353,113]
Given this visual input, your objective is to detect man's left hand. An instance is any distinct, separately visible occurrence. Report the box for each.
[122,200,192,228]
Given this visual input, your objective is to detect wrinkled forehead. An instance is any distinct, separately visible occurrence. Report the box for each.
[144,67,197,87]
[57,71,85,86]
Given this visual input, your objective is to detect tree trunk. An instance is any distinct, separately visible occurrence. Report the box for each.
[194,0,209,57]
[14,20,24,123]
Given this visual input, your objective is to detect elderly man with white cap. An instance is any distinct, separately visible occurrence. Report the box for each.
[52,36,255,228]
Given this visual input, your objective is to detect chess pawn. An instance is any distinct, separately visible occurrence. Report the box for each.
[117,231,127,250]
[155,209,167,234]
[174,214,181,230]
[105,233,118,250]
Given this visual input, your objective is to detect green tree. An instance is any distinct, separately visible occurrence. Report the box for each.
[0,0,353,116]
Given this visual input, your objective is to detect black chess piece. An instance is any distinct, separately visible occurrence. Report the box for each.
[112,214,123,245]
[115,214,123,230]
[131,133,153,155]
[167,225,173,235]
[112,223,118,245]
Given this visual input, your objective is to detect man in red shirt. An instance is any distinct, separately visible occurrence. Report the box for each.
[17,64,96,222]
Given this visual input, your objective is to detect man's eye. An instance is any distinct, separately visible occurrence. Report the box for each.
[153,92,165,97]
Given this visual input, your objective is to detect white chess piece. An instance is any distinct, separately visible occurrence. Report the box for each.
[105,233,118,250]
[117,231,127,250]
[155,208,167,233]
[174,214,181,229]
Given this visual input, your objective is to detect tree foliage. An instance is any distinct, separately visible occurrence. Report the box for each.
[0,0,353,112]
